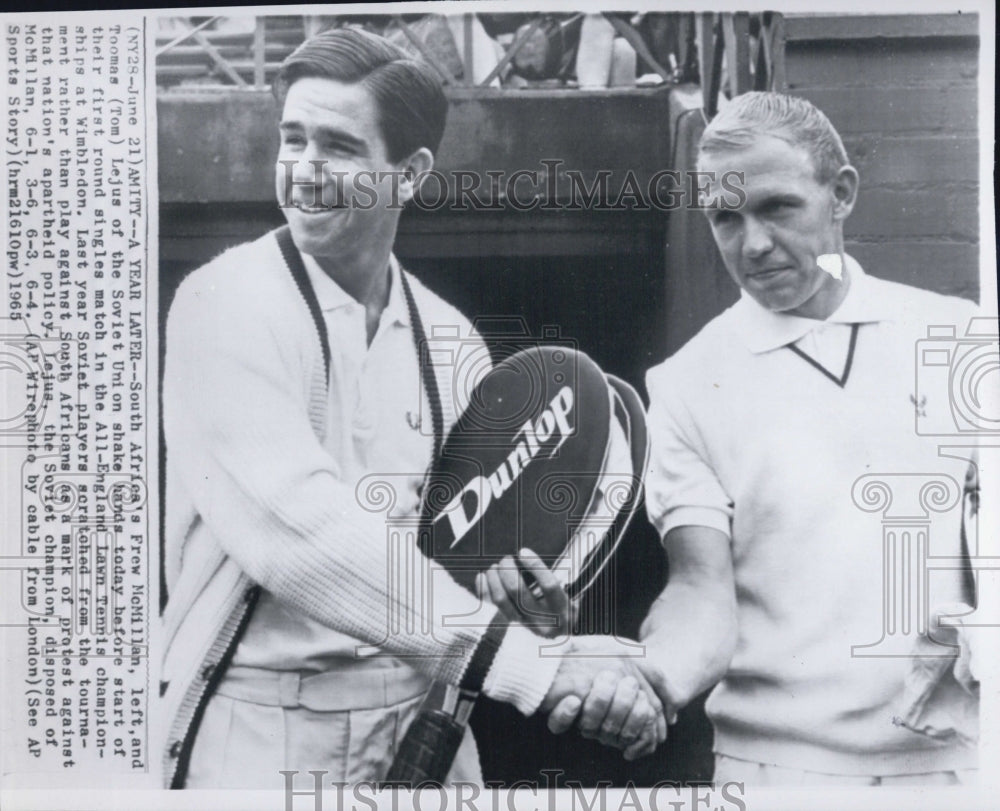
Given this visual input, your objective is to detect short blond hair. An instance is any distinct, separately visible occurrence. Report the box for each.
[700,92,849,184]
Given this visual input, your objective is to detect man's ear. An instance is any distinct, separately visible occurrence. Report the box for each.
[830,164,859,222]
[396,147,434,205]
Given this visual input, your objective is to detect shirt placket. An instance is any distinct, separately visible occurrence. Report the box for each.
[326,305,369,477]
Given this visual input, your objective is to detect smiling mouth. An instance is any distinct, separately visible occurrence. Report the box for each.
[292,201,345,214]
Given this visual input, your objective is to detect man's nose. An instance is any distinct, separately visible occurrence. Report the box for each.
[741,217,774,259]
[282,152,328,208]
[290,151,325,185]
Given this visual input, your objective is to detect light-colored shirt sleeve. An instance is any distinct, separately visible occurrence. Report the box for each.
[644,363,734,541]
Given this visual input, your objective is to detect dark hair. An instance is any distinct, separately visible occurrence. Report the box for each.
[274,28,448,163]
[699,92,849,185]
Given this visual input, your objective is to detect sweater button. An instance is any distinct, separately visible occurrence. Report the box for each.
[169,740,182,758]
[200,663,215,681]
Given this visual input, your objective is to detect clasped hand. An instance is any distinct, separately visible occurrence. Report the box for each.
[542,635,670,760]
[478,550,671,760]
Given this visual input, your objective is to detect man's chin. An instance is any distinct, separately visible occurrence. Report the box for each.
[749,290,805,314]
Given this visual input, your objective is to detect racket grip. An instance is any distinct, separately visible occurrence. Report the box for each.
[384,709,465,786]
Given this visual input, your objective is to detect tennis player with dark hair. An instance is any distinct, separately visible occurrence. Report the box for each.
[160,28,665,789]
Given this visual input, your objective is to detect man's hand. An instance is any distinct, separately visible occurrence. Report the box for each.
[476,549,579,638]
[540,635,671,761]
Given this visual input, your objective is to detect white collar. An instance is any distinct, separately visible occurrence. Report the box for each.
[300,252,409,328]
[731,255,899,354]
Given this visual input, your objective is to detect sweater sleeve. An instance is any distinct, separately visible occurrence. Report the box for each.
[163,265,558,714]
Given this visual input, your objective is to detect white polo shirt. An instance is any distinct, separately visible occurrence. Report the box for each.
[645,257,978,775]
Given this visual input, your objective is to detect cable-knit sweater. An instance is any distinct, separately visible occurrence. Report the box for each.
[158,230,558,786]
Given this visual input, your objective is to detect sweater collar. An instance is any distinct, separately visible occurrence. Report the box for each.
[731,255,895,354]
[300,252,409,327]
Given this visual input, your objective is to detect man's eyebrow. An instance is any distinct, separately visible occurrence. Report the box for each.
[749,189,803,204]
[761,192,803,204]
[278,120,368,153]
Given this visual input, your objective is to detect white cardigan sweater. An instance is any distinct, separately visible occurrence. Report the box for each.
[158,230,557,786]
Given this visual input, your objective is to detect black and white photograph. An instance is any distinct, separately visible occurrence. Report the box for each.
[1,3,997,810]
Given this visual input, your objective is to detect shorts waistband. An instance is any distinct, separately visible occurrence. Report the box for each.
[217,664,430,711]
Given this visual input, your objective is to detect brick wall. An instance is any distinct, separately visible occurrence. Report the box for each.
[785,13,980,300]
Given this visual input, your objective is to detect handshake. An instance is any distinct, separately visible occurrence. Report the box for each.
[478,550,673,761]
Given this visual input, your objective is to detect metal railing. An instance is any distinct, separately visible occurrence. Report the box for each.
[155,12,785,101]
[697,12,787,118]
[155,16,300,89]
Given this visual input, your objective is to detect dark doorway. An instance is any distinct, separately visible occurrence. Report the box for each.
[158,209,714,787]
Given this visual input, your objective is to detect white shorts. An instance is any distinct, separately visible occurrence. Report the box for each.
[185,664,481,789]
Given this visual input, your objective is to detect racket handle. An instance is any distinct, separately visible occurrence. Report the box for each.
[384,708,465,786]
